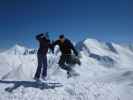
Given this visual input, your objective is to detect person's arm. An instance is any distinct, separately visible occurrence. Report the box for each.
[68,40,78,56]
[36,33,43,41]
[47,40,54,53]
[52,40,59,50]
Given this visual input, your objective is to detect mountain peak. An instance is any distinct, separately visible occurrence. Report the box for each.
[1,44,27,55]
[84,38,100,44]
[11,44,26,49]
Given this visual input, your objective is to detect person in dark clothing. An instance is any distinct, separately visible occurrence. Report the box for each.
[34,32,53,80]
[52,35,81,78]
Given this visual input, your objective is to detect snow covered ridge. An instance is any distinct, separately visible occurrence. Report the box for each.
[1,38,133,56]
[0,38,133,100]
[1,44,37,55]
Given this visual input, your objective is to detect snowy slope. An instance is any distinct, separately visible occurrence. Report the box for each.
[0,38,133,100]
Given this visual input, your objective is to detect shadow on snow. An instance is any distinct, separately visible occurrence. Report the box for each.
[0,80,63,93]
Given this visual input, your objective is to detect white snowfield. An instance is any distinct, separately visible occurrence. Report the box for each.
[0,38,133,100]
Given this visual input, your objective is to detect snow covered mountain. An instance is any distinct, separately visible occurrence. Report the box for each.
[120,43,133,52]
[0,38,133,100]
[2,44,37,55]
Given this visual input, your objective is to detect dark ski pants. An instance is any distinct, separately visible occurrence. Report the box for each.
[34,53,47,79]
[58,54,80,73]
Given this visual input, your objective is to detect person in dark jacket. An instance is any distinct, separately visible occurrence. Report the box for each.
[52,35,81,78]
[34,32,53,80]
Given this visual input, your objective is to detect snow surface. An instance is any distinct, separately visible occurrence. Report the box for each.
[0,38,133,100]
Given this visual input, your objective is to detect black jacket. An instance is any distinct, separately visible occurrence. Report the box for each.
[36,34,52,55]
[53,39,78,56]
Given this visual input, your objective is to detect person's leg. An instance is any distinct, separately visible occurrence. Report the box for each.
[34,54,43,79]
[67,55,81,66]
[73,56,81,65]
[42,56,47,78]
[58,55,65,67]
[65,55,73,77]
[58,55,71,72]
[66,55,81,78]
[66,55,73,65]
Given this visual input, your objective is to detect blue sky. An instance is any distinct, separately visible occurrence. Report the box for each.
[0,0,132,48]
